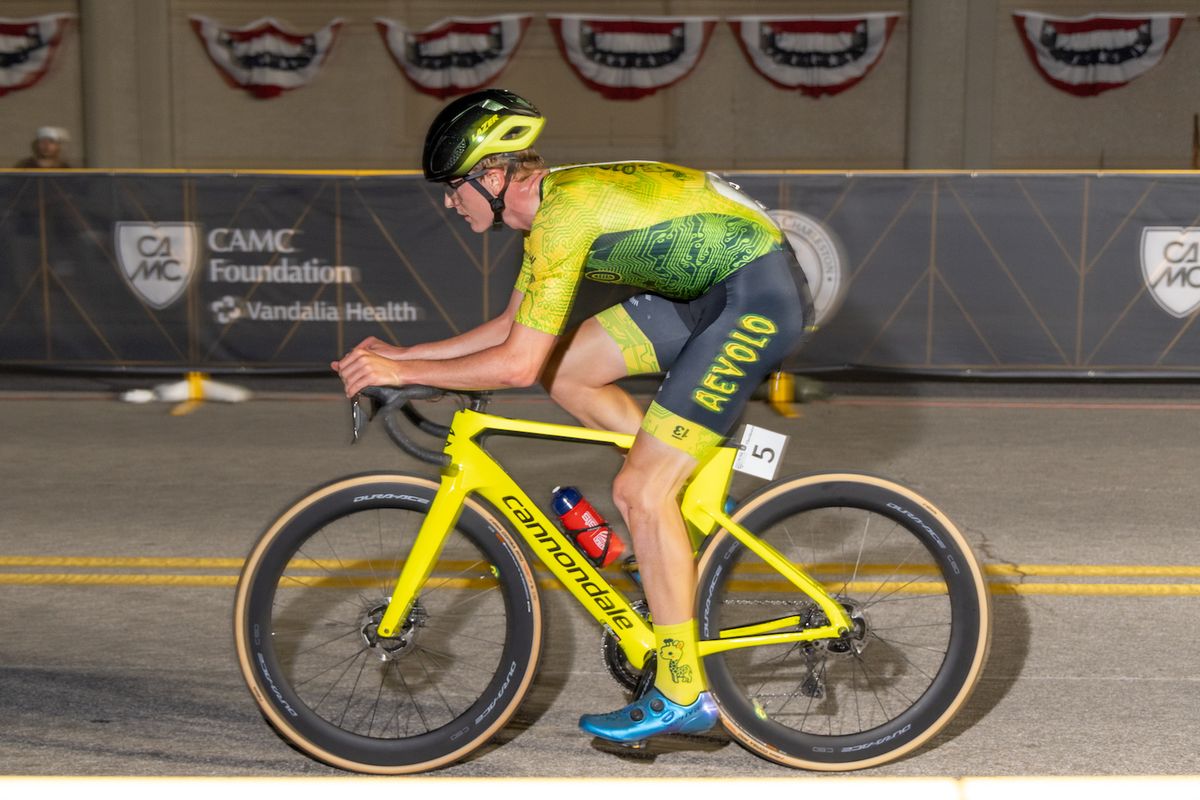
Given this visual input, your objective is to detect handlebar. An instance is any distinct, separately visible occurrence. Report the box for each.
[352,385,489,467]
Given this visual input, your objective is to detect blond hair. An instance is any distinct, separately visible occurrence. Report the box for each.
[478,148,544,180]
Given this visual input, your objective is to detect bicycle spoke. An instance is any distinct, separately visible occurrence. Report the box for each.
[419,625,506,649]
[268,509,510,733]
[703,477,990,764]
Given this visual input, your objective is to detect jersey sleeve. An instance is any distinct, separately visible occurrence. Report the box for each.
[513,186,598,335]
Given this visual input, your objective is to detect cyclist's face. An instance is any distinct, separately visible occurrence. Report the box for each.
[443,170,496,233]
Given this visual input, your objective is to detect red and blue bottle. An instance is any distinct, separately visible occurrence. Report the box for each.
[551,486,625,567]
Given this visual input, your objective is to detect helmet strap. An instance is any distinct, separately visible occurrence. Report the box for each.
[467,161,517,230]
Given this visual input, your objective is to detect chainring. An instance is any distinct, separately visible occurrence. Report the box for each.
[600,599,650,693]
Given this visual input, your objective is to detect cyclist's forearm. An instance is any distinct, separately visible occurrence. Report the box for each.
[395,290,522,361]
[393,347,529,390]
[397,316,512,360]
[337,320,556,397]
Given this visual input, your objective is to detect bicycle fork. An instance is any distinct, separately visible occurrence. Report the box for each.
[376,471,469,639]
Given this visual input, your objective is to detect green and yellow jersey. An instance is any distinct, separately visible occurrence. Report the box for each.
[514,162,784,335]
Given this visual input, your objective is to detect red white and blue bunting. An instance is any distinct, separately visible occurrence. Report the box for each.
[728,14,899,97]
[189,16,343,99]
[547,14,717,100]
[0,14,72,98]
[376,15,531,98]
[1012,11,1184,97]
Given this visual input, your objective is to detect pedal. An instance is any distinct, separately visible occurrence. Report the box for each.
[620,739,648,750]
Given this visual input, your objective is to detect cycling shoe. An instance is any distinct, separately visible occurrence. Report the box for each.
[579,688,718,746]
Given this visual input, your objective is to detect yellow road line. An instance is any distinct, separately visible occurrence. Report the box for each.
[990,582,1200,596]
[4,556,1199,578]
[0,573,239,587]
[0,556,246,568]
[1,573,1199,595]
[1,558,1198,596]
[987,564,1200,578]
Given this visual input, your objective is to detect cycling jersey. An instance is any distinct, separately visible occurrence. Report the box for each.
[514,161,810,460]
[514,162,785,336]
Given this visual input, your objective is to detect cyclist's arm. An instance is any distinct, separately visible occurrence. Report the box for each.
[334,320,557,397]
[333,289,520,371]
[347,290,522,362]
[396,289,523,360]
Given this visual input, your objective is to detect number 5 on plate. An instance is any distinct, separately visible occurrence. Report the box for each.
[733,424,789,480]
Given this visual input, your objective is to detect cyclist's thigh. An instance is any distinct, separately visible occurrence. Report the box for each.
[545,316,633,390]
[590,294,695,377]
[642,250,810,457]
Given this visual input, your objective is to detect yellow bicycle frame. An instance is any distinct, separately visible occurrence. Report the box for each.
[376,407,853,668]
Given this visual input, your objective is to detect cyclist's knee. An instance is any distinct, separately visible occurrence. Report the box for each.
[612,472,651,531]
[543,369,584,407]
[612,463,680,528]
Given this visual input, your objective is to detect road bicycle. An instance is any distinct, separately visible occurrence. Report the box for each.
[234,385,991,774]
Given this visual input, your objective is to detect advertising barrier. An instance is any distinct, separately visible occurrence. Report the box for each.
[4,170,1200,377]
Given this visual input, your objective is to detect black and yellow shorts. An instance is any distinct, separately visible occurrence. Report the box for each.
[595,248,813,460]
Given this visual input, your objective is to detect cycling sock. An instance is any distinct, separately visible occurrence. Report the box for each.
[653,619,705,705]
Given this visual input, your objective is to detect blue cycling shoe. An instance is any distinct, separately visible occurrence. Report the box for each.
[579,688,719,747]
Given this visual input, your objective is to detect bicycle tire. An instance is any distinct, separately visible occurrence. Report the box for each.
[234,475,542,774]
[696,473,991,770]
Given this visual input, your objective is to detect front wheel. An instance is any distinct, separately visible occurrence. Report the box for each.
[697,473,991,770]
[234,475,542,774]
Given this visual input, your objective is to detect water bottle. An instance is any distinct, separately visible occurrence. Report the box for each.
[551,486,625,567]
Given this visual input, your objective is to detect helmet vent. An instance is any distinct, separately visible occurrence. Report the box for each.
[422,89,544,182]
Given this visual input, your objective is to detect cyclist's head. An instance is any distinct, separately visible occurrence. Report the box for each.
[422,89,545,183]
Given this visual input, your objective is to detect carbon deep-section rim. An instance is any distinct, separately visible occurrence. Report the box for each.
[697,473,991,770]
[234,475,542,774]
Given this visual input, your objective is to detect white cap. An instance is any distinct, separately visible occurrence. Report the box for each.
[35,126,68,142]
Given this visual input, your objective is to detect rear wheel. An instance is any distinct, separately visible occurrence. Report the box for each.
[234,475,542,774]
[697,473,990,770]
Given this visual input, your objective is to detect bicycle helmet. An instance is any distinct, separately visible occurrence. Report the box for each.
[422,89,545,182]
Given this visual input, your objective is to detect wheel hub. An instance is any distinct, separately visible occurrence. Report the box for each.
[361,599,427,661]
[797,599,869,699]
[800,598,868,656]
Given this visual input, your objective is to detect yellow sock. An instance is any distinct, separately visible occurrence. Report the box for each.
[654,619,706,705]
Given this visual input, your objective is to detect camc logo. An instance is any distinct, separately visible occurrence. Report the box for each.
[1141,227,1200,318]
[115,222,200,309]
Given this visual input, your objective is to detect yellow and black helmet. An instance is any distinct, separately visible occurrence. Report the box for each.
[422,89,545,182]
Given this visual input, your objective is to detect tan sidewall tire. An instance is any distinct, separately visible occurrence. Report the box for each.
[697,473,992,771]
[233,474,543,774]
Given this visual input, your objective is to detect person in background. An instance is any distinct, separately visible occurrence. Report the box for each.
[15,127,72,169]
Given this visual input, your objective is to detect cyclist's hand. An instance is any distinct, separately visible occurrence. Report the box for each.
[353,336,406,359]
[331,348,404,397]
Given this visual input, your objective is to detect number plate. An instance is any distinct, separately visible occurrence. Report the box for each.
[733,424,788,480]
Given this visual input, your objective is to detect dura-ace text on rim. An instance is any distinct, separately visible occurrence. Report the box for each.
[696,474,991,770]
[234,476,543,774]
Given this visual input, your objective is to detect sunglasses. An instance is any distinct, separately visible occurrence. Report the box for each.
[444,169,488,197]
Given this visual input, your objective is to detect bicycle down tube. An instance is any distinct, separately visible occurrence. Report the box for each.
[375,407,853,664]
[375,408,652,662]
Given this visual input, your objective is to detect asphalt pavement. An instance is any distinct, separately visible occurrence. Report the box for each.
[1,378,1198,777]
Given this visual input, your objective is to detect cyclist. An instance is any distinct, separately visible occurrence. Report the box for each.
[332,89,813,746]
